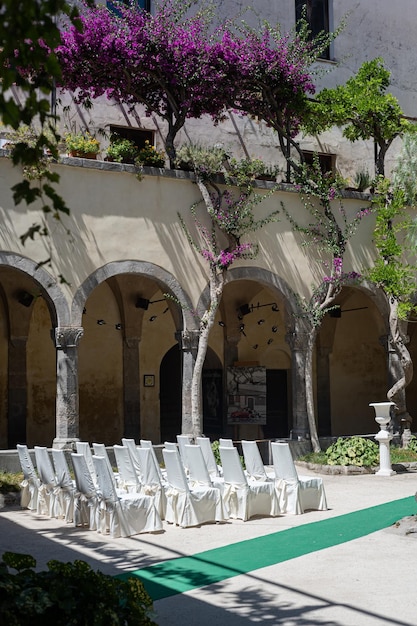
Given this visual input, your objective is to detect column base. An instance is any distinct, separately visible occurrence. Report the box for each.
[52,437,79,450]
[375,467,396,476]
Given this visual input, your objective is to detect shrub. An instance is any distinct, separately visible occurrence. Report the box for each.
[226,157,280,188]
[0,552,157,625]
[211,440,245,469]
[65,132,100,156]
[325,436,379,467]
[135,140,165,167]
[407,435,417,453]
[175,143,228,178]
[0,472,22,494]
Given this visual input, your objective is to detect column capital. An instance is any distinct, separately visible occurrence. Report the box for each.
[176,329,200,351]
[54,327,84,349]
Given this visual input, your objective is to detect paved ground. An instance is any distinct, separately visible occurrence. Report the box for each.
[1,468,417,625]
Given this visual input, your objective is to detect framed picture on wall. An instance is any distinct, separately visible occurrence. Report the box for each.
[143,374,155,387]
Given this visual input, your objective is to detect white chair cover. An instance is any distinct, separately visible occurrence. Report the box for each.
[136,447,167,520]
[196,437,220,477]
[121,438,143,481]
[114,444,141,492]
[242,440,275,481]
[219,438,233,447]
[71,453,99,529]
[176,434,193,470]
[185,444,213,486]
[34,446,59,517]
[164,441,178,451]
[271,442,328,514]
[16,444,40,511]
[163,449,226,528]
[140,439,164,481]
[93,455,162,538]
[75,442,97,484]
[220,446,280,521]
[51,449,75,523]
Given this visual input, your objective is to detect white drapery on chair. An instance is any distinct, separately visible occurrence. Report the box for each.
[121,438,143,482]
[219,438,233,447]
[114,444,141,492]
[16,444,40,511]
[34,446,59,517]
[75,442,97,485]
[271,442,328,514]
[164,441,178,451]
[195,437,220,478]
[136,447,167,520]
[163,449,226,528]
[185,444,214,487]
[71,453,99,529]
[176,434,193,471]
[219,446,280,521]
[51,449,75,523]
[140,439,165,481]
[241,440,275,481]
[93,455,162,538]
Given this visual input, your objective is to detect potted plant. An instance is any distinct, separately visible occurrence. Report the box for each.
[227,157,280,186]
[106,135,139,164]
[175,143,228,176]
[65,132,100,159]
[135,140,165,167]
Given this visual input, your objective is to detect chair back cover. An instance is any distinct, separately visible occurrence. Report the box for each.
[34,446,57,487]
[241,440,268,480]
[121,438,143,478]
[176,434,193,468]
[51,449,74,523]
[162,448,189,492]
[140,440,163,480]
[164,441,178,451]
[185,445,212,485]
[75,442,96,481]
[114,444,140,491]
[93,455,118,502]
[51,449,73,490]
[71,453,99,528]
[196,437,219,476]
[219,446,247,485]
[92,443,114,475]
[271,442,299,481]
[219,438,233,447]
[16,444,39,510]
[137,447,161,486]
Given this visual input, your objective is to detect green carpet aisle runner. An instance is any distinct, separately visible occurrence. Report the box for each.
[119,496,416,601]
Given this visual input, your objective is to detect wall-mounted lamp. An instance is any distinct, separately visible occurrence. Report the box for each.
[17,291,34,307]
[136,297,150,310]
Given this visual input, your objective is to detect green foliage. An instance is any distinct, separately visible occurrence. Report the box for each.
[407,436,417,454]
[353,169,371,192]
[326,436,379,467]
[0,553,157,625]
[225,157,280,189]
[366,177,417,314]
[0,472,23,494]
[304,58,412,175]
[107,135,139,163]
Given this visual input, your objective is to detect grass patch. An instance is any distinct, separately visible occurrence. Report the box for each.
[0,471,23,494]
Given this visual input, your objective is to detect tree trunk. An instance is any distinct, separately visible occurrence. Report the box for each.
[190,265,224,437]
[305,326,321,452]
[387,297,413,432]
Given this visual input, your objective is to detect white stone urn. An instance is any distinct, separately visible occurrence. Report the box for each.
[369,402,396,476]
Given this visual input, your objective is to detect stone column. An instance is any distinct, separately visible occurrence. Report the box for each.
[8,336,28,447]
[176,329,200,435]
[123,336,140,440]
[286,329,309,439]
[53,327,84,449]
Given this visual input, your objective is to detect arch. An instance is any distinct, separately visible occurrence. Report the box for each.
[0,251,69,326]
[72,260,196,331]
[196,265,301,331]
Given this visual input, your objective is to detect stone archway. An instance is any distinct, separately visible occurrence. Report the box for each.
[0,252,68,447]
[72,261,197,443]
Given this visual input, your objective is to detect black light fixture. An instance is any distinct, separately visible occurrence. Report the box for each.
[238,303,251,318]
[149,315,157,322]
[115,323,123,330]
[329,306,342,318]
[218,321,226,327]
[272,325,278,333]
[267,338,273,345]
[97,319,106,325]
[17,291,34,307]
[136,297,150,310]
[257,319,265,325]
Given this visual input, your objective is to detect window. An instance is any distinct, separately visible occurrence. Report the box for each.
[106,0,151,17]
[109,126,155,150]
[302,151,335,175]
[295,0,330,60]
